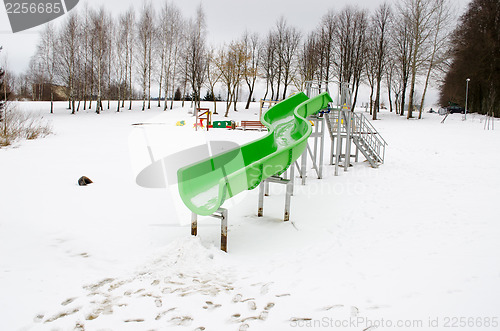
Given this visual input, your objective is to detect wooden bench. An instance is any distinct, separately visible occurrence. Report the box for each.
[238,120,267,131]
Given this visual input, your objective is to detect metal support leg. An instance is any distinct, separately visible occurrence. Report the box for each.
[290,161,295,196]
[220,209,228,252]
[330,135,335,165]
[265,181,270,196]
[301,148,307,185]
[258,181,265,217]
[258,176,292,221]
[344,111,351,172]
[191,208,227,252]
[318,118,325,179]
[191,212,197,236]
[335,117,342,176]
[284,179,292,221]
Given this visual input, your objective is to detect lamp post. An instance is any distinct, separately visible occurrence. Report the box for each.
[465,78,470,120]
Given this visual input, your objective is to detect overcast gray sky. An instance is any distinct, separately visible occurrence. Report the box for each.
[1,0,471,75]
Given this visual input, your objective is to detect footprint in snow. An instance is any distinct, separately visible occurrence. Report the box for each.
[264,302,275,310]
[275,293,290,297]
[203,301,222,310]
[260,282,272,295]
[247,301,257,311]
[229,313,241,323]
[239,323,249,331]
[170,316,193,326]
[155,308,177,321]
[61,297,77,306]
[322,304,344,311]
[44,307,81,323]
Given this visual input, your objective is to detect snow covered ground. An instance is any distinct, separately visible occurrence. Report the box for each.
[0,101,499,331]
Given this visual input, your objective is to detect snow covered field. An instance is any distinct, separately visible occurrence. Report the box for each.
[0,101,499,331]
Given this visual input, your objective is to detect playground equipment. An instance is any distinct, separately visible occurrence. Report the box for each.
[177,92,332,251]
[195,108,211,131]
[174,81,386,252]
[212,121,234,129]
[194,108,235,130]
[259,99,281,118]
[176,120,186,126]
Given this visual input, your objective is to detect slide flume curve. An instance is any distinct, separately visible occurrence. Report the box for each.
[177,91,332,216]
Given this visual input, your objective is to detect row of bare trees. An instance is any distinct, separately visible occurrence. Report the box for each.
[7,0,456,119]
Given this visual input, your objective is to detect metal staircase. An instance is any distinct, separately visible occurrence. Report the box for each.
[325,110,387,168]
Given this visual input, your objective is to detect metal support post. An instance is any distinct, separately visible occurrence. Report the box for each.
[257,176,292,221]
[330,135,335,165]
[190,208,228,252]
[344,111,351,171]
[335,112,342,176]
[301,148,307,185]
[284,178,292,222]
[258,181,265,217]
[219,209,228,252]
[191,212,197,236]
[318,118,325,178]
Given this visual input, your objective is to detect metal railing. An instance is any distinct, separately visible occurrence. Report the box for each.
[351,112,387,164]
[325,109,387,165]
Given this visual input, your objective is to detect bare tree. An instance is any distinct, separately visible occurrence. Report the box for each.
[91,7,111,114]
[0,47,6,121]
[260,32,278,100]
[385,56,397,113]
[205,47,222,113]
[390,11,412,117]
[242,32,260,109]
[275,17,301,99]
[371,3,392,120]
[365,29,378,115]
[417,0,453,118]
[399,0,438,118]
[56,12,80,114]
[296,31,321,90]
[163,4,184,110]
[334,6,369,109]
[185,4,207,110]
[137,2,154,111]
[217,42,245,116]
[316,11,336,82]
[37,23,57,113]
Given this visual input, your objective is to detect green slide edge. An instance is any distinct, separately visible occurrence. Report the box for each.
[177,91,332,216]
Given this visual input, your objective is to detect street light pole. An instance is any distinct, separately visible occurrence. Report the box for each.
[465,78,470,120]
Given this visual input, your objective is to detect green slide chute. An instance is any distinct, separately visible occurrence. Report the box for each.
[177,91,332,216]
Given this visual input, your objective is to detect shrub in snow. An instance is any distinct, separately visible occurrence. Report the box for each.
[0,104,53,147]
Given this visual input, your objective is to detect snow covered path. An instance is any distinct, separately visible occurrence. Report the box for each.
[0,102,499,330]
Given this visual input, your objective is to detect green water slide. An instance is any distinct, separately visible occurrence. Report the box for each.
[177,91,332,216]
